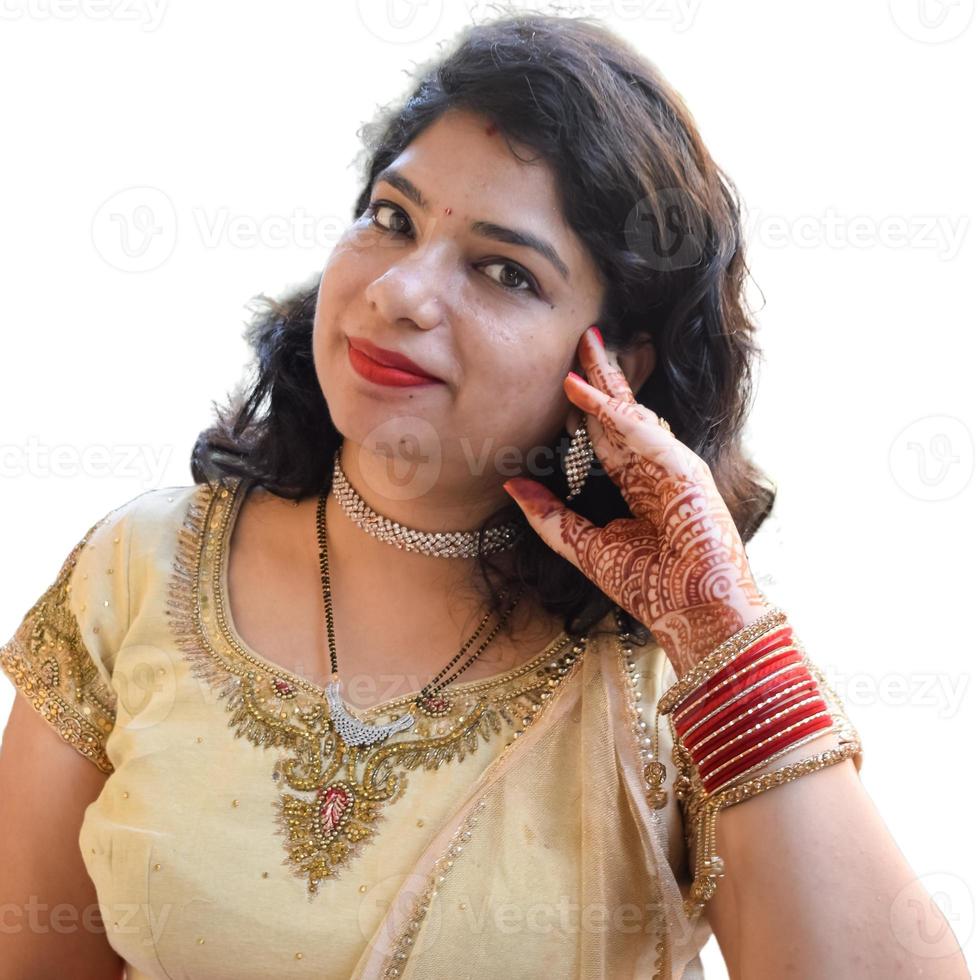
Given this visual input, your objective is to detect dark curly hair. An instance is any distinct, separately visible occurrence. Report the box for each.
[190,9,776,647]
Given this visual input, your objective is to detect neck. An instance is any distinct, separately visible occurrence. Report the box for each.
[282,442,532,650]
[337,439,515,535]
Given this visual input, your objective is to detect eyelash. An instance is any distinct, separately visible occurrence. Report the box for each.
[363,199,542,297]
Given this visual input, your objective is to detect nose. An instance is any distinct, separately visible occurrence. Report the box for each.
[364,248,450,332]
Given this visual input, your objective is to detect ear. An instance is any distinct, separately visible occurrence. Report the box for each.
[564,339,657,435]
[615,340,657,394]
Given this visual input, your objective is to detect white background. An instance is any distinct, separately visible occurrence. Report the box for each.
[1,1,977,975]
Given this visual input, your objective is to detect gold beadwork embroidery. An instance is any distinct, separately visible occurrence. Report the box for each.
[165,477,586,897]
[0,518,117,774]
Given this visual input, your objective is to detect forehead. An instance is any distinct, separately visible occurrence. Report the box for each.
[379,109,602,291]
[389,110,558,206]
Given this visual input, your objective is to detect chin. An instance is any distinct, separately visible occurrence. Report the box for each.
[329,397,445,467]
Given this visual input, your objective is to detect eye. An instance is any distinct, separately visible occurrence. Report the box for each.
[364,199,542,297]
[365,200,412,236]
[477,259,538,295]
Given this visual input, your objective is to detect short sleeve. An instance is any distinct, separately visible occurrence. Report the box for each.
[0,500,134,774]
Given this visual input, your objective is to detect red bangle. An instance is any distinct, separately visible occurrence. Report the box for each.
[692,687,824,768]
[682,672,817,749]
[702,714,834,793]
[694,697,831,791]
[674,638,801,725]
[677,662,812,738]
[674,625,796,717]
[665,616,838,796]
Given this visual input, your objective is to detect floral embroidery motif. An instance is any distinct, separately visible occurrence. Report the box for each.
[165,477,586,897]
[0,519,117,774]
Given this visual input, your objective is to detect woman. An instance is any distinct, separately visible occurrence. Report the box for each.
[0,12,967,979]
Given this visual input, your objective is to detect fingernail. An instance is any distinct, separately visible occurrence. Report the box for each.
[566,370,586,384]
[588,325,604,349]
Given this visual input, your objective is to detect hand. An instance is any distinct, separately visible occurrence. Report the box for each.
[502,326,768,676]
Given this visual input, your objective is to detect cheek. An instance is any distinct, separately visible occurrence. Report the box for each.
[319,236,367,296]
[479,309,578,397]
[465,345,570,421]
[313,236,377,340]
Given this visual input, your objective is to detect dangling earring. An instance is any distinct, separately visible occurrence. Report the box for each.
[563,413,594,501]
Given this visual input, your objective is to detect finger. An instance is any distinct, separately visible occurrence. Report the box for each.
[502,477,603,574]
[578,326,637,405]
[564,372,667,459]
[564,371,636,479]
[563,373,702,507]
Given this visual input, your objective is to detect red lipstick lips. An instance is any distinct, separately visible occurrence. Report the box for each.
[346,336,444,387]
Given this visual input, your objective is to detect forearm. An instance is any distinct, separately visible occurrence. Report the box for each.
[703,732,969,979]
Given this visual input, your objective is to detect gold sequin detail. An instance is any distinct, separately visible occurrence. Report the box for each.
[0,517,117,774]
[165,477,586,898]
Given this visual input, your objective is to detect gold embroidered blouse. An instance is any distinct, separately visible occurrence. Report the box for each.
[2,475,837,978]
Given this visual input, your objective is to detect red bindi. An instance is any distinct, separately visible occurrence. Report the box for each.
[485,122,497,136]
[444,207,452,215]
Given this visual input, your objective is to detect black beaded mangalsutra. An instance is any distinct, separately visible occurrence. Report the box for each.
[317,482,525,747]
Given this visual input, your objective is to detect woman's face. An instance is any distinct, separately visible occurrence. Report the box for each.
[312,107,606,501]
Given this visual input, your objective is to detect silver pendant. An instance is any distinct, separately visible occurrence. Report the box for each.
[325,680,416,747]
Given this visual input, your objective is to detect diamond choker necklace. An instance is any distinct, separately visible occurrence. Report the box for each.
[329,448,525,559]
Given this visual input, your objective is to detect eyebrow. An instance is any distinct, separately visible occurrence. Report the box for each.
[372,165,570,282]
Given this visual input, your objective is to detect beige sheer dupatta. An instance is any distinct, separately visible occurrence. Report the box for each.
[350,615,711,979]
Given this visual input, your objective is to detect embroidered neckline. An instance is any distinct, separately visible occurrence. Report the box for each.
[165,477,589,896]
[212,474,571,717]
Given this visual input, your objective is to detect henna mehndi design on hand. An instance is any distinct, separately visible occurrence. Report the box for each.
[503,326,768,676]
